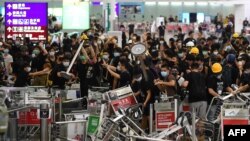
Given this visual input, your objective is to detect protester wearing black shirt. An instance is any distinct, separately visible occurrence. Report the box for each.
[158,22,165,38]
[104,59,131,88]
[183,63,207,119]
[207,63,228,121]
[14,63,31,87]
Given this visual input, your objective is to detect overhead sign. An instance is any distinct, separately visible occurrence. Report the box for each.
[5,2,48,41]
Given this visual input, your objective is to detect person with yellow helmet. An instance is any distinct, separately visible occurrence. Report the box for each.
[189,47,199,55]
[207,63,232,121]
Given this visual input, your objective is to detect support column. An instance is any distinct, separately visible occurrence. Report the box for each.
[234,4,245,33]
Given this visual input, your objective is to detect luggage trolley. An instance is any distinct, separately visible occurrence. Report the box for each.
[0,87,52,141]
[221,95,250,140]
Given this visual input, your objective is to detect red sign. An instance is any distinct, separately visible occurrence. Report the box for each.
[18,108,51,125]
[156,111,175,130]
[5,26,47,41]
[110,95,137,112]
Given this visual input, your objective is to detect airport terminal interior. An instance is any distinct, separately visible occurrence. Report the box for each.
[1,0,250,141]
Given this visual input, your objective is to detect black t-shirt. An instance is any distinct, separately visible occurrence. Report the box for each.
[31,54,47,71]
[207,75,225,104]
[158,25,165,36]
[52,63,67,89]
[76,62,100,86]
[140,70,155,104]
[131,81,143,103]
[185,71,207,103]
[119,70,131,87]
[240,73,250,86]
[128,24,135,34]
[14,70,29,87]
[243,20,249,26]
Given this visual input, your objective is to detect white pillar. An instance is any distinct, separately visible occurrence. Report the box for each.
[234,4,245,33]
[110,0,116,31]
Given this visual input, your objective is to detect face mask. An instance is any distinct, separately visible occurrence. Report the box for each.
[161,71,168,78]
[4,49,9,54]
[97,40,102,44]
[178,53,183,58]
[102,55,109,60]
[117,66,121,71]
[80,55,86,61]
[225,46,232,51]
[213,51,218,55]
[15,41,20,45]
[87,32,92,36]
[63,61,70,67]
[31,54,36,58]
[202,51,208,56]
[135,76,142,82]
[160,41,164,44]
[33,49,40,55]
[49,51,55,56]
[136,60,140,65]
[26,67,31,72]
[114,52,120,57]
[217,74,222,79]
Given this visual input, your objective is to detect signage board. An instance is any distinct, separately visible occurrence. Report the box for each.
[5,2,48,41]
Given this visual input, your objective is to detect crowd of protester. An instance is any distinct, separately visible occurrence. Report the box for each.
[0,18,250,131]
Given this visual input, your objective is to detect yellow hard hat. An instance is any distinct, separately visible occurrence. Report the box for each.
[212,63,222,73]
[81,34,89,40]
[190,47,199,54]
[233,33,239,38]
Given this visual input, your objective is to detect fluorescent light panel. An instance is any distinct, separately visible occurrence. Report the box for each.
[158,2,169,6]
[145,2,156,5]
[197,2,208,6]
[171,2,182,6]
[184,2,195,6]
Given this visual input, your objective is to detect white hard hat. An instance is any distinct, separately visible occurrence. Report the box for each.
[186,41,194,47]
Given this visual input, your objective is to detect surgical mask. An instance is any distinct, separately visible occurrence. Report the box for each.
[26,67,31,72]
[80,55,86,61]
[49,51,55,56]
[33,49,40,55]
[160,41,164,44]
[117,66,121,71]
[136,60,140,65]
[102,55,109,60]
[178,53,183,58]
[15,41,20,45]
[217,74,222,79]
[213,51,218,55]
[225,46,232,51]
[97,40,102,44]
[114,52,120,57]
[3,49,9,54]
[63,61,70,67]
[202,51,208,56]
[135,76,142,82]
[31,54,36,58]
[161,71,168,78]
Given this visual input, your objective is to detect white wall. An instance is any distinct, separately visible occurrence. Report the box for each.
[90,3,235,23]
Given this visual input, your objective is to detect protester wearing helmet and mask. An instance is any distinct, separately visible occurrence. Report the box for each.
[207,63,230,121]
